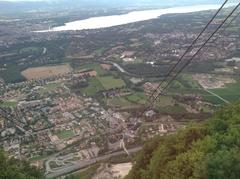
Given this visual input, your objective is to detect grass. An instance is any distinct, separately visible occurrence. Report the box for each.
[126,92,147,104]
[39,82,62,94]
[108,91,147,108]
[180,74,201,89]
[208,81,240,103]
[80,76,126,96]
[109,97,134,108]
[98,76,126,90]
[0,101,17,107]
[157,105,187,114]
[30,155,49,161]
[80,77,104,96]
[94,47,106,56]
[19,47,42,54]
[77,63,107,75]
[156,96,175,108]
[202,95,226,105]
[56,130,75,140]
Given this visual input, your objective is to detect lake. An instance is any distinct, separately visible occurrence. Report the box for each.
[37,4,233,32]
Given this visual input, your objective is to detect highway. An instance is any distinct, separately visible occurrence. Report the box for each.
[45,147,142,178]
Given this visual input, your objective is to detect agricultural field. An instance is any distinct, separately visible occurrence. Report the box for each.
[80,75,126,96]
[108,97,135,109]
[98,76,126,90]
[76,63,107,75]
[126,92,147,105]
[208,79,240,103]
[156,96,175,108]
[21,64,72,80]
[202,95,225,105]
[166,74,240,105]
[80,77,104,96]
[157,104,187,114]
[108,91,148,109]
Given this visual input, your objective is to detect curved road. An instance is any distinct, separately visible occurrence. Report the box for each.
[46,147,142,178]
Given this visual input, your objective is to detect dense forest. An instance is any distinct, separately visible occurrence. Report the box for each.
[127,103,240,179]
[0,150,44,179]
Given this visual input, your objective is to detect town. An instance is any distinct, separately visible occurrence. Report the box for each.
[1,5,240,178]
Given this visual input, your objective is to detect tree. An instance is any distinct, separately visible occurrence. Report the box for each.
[127,103,240,179]
[0,150,44,179]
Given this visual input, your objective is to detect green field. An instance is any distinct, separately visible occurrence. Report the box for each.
[77,64,107,75]
[208,81,240,103]
[98,76,126,90]
[30,155,49,161]
[108,97,134,108]
[80,76,126,96]
[180,74,201,89]
[108,91,146,108]
[80,77,104,96]
[166,74,240,105]
[0,101,17,107]
[56,130,75,140]
[156,96,175,108]
[157,105,187,114]
[19,47,42,55]
[39,82,62,94]
[126,92,147,104]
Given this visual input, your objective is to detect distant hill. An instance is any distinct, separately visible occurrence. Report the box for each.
[0,0,234,14]
[127,103,240,179]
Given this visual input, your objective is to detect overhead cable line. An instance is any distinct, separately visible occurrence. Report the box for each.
[148,0,229,101]
[210,10,240,44]
[149,2,240,107]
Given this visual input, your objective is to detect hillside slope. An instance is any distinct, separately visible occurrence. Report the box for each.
[127,103,240,179]
[0,150,44,179]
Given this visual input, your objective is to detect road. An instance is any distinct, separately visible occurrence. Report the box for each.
[112,62,127,73]
[45,147,142,178]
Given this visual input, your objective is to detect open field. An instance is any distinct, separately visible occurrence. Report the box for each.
[193,74,235,89]
[0,53,16,58]
[30,155,49,161]
[19,47,42,54]
[80,75,126,96]
[76,63,107,75]
[21,64,72,80]
[126,92,147,104]
[98,76,126,90]
[80,77,104,96]
[0,101,17,107]
[56,130,75,140]
[108,97,135,108]
[208,80,240,103]
[39,82,62,94]
[156,96,175,108]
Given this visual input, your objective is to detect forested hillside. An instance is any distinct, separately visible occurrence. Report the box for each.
[0,150,44,179]
[127,103,240,179]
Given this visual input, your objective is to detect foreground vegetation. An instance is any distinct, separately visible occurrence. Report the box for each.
[127,103,240,179]
[0,150,44,179]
